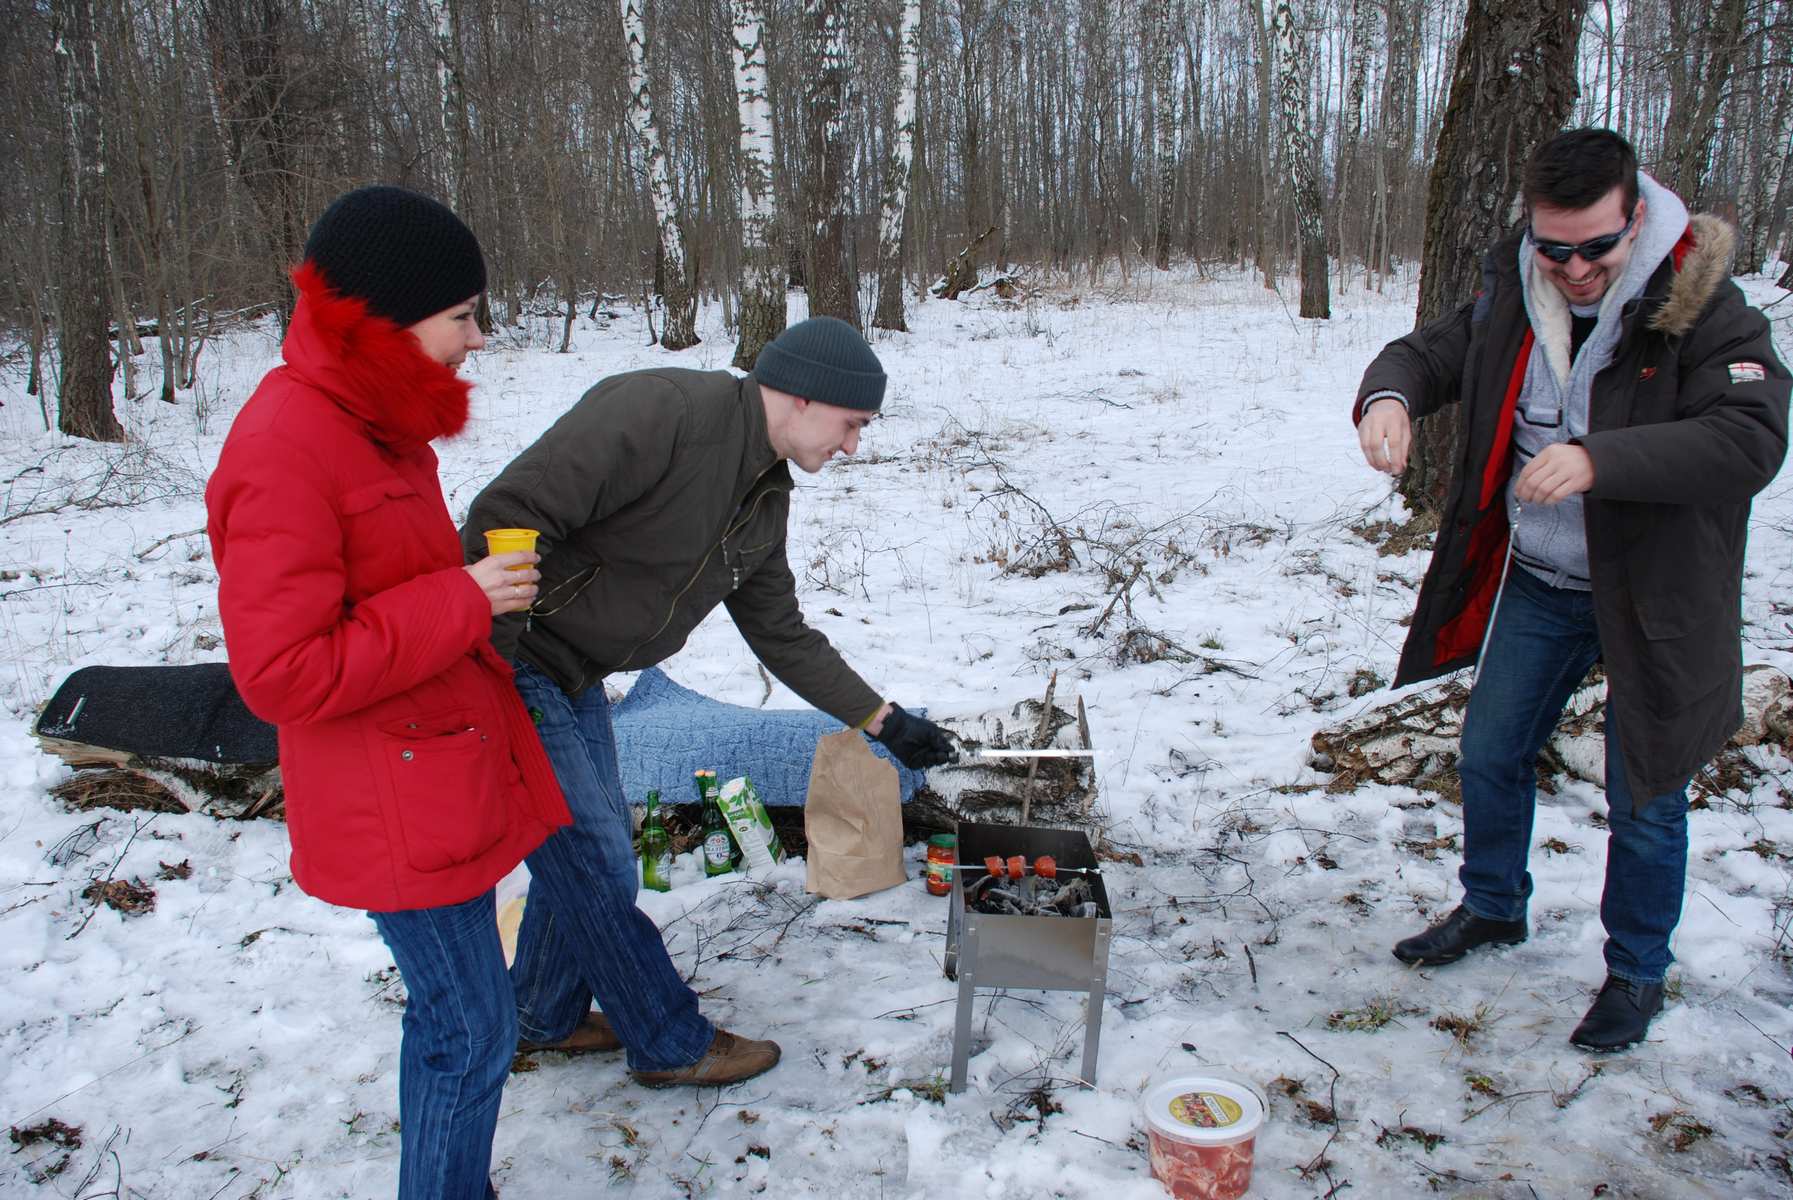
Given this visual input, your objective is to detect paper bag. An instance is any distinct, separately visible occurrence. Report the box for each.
[804,729,907,899]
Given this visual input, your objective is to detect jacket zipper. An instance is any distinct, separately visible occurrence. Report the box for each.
[1474,504,1520,681]
[612,470,787,671]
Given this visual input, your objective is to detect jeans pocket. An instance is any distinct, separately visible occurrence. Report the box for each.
[380,710,509,872]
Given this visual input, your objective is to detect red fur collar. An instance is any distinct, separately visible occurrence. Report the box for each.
[283,261,471,449]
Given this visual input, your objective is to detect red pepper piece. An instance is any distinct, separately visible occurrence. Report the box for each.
[1006,855,1026,881]
[1034,855,1057,880]
[984,856,1004,877]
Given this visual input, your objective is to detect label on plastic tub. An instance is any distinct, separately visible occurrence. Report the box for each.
[1168,1091,1245,1130]
[1144,1074,1265,1145]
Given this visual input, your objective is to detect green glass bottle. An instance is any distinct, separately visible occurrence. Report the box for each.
[699,770,734,877]
[640,790,673,892]
[700,770,741,869]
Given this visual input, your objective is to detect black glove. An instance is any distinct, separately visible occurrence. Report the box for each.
[872,703,959,769]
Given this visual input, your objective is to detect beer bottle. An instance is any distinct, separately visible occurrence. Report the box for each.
[699,770,734,877]
[640,790,673,892]
[700,770,741,869]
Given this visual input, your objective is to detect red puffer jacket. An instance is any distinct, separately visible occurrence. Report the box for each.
[206,264,569,911]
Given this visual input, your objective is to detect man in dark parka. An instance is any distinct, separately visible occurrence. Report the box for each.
[461,317,958,1087]
[1353,129,1789,1050]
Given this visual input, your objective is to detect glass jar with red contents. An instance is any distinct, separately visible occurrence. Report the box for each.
[925,834,956,895]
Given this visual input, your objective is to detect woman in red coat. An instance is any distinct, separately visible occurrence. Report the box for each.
[206,187,570,1200]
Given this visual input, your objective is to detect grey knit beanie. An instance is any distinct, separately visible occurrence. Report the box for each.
[751,317,887,411]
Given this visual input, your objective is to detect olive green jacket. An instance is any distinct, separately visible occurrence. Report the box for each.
[461,368,883,726]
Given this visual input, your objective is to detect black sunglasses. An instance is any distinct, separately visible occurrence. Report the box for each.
[1528,214,1635,264]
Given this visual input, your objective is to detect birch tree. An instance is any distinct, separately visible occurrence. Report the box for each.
[622,0,698,349]
[874,0,923,330]
[427,0,474,215]
[804,0,858,325]
[52,0,123,442]
[1271,0,1328,317]
[732,0,784,366]
[1152,0,1177,271]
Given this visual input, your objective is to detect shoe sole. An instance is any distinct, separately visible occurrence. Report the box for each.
[515,1042,623,1056]
[631,1054,781,1090]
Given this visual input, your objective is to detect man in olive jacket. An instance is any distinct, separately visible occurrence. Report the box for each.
[1354,129,1788,1051]
[462,317,956,1086]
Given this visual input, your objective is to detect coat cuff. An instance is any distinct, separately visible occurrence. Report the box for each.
[1354,390,1408,424]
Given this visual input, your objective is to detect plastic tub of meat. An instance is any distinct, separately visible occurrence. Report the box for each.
[1142,1073,1266,1200]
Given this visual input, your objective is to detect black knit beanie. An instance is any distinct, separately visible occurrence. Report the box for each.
[302,186,486,327]
[752,317,887,411]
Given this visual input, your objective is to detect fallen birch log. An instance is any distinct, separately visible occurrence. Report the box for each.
[1310,664,1793,796]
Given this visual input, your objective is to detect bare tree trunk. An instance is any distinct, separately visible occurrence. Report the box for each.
[1250,0,1277,289]
[874,0,924,330]
[1738,21,1793,273]
[1151,0,1177,270]
[959,0,988,245]
[1271,0,1328,318]
[203,0,305,327]
[804,0,859,325]
[1179,5,1204,261]
[1401,0,1585,514]
[622,0,698,349]
[1659,0,1750,208]
[732,0,785,365]
[1338,0,1373,285]
[53,0,124,442]
[1372,0,1419,291]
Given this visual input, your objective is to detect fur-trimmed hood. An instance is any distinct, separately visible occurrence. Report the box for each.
[1648,212,1736,337]
[282,261,471,450]
[1521,175,1737,385]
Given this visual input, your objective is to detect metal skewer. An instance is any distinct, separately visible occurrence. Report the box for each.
[932,862,1101,875]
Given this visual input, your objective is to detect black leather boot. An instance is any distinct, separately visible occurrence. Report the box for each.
[1569,976,1664,1051]
[1392,905,1527,966]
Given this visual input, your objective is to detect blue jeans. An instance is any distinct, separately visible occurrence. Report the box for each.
[1456,564,1691,983]
[509,661,714,1071]
[367,891,511,1200]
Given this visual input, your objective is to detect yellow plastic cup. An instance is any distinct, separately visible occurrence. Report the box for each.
[483,528,540,569]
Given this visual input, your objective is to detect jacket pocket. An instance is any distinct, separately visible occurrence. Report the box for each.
[378,708,508,872]
[340,476,433,598]
[341,476,419,515]
[1630,604,1734,717]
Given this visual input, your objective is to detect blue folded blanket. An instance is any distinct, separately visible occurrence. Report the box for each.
[611,667,925,808]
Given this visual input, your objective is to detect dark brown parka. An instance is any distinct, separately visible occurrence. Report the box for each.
[460,368,883,727]
[1355,215,1789,801]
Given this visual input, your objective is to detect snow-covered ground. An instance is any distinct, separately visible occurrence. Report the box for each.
[2,266,1791,1199]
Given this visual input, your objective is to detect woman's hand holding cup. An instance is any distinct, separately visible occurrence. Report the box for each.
[467,551,540,615]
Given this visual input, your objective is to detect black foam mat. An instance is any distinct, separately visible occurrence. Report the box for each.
[36,663,278,764]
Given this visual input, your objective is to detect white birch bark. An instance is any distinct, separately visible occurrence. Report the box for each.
[873,0,923,330]
[426,0,466,205]
[622,0,698,348]
[1271,0,1329,318]
[731,0,784,366]
[429,0,452,148]
[1152,0,1177,270]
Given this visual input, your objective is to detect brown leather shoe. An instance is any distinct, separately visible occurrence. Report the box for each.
[630,1029,781,1088]
[517,1012,622,1055]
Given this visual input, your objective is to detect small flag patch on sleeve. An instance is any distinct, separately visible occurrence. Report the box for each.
[1728,361,1767,383]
